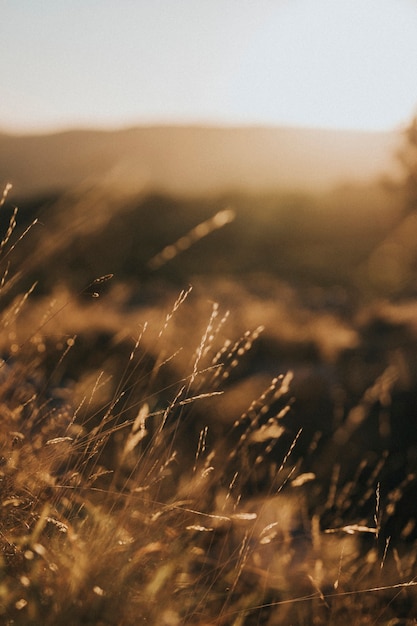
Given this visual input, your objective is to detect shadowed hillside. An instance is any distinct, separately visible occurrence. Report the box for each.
[0,124,402,197]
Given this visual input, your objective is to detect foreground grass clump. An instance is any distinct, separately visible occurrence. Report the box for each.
[1,187,417,624]
[0,288,294,625]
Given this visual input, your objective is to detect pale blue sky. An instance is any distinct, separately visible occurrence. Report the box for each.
[2,0,417,133]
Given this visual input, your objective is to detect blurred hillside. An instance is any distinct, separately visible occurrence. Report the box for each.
[1,120,415,302]
[0,124,402,197]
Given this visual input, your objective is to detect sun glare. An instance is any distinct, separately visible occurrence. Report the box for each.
[231,0,417,131]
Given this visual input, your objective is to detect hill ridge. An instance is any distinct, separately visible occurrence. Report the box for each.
[0,124,402,197]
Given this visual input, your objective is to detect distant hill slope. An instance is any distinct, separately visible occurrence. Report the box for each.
[0,125,403,197]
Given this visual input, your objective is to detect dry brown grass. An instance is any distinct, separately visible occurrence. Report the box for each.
[1,185,417,625]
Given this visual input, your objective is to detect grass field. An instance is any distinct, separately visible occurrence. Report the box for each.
[2,181,417,624]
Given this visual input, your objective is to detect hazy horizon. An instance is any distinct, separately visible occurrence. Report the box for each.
[0,119,403,139]
[0,124,402,199]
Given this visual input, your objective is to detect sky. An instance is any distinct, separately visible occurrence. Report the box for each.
[1,0,417,134]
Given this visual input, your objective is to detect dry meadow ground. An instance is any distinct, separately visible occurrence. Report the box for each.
[2,183,417,625]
